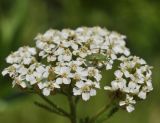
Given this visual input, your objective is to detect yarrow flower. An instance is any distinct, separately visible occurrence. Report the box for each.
[73,80,100,101]
[104,56,153,112]
[6,46,36,65]
[2,27,153,113]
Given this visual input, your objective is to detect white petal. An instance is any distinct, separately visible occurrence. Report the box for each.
[47,56,56,62]
[54,66,61,74]
[126,105,135,113]
[138,91,146,99]
[81,70,88,77]
[56,78,63,84]
[104,86,112,90]
[63,78,71,84]
[79,52,87,58]
[94,82,100,88]
[111,81,119,90]
[2,70,8,76]
[106,64,112,70]
[63,55,72,61]
[6,56,13,63]
[58,55,63,61]
[43,88,50,96]
[43,71,49,78]
[28,47,36,55]
[114,70,123,78]
[90,89,96,96]
[23,58,31,65]
[26,75,37,85]
[111,54,117,60]
[33,72,41,78]
[119,101,126,106]
[55,48,64,55]
[76,81,84,88]
[18,67,28,75]
[54,83,60,88]
[95,74,102,81]
[139,59,146,65]
[118,80,126,90]
[124,49,130,56]
[128,82,136,89]
[36,66,44,74]
[20,82,27,88]
[73,88,81,95]
[82,93,90,101]
[30,80,37,85]
[71,43,78,50]
[38,83,45,89]
[124,70,130,78]
[39,51,45,56]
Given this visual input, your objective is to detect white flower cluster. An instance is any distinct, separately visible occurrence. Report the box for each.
[5,46,36,65]
[104,56,153,112]
[35,27,130,69]
[52,60,102,101]
[2,27,153,112]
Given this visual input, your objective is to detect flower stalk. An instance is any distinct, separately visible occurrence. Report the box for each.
[88,104,111,123]
[39,94,70,117]
[68,95,77,123]
[34,101,68,117]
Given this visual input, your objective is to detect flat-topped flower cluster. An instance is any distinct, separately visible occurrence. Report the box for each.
[104,56,153,112]
[2,27,153,112]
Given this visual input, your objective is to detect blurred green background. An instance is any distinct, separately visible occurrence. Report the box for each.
[0,0,160,123]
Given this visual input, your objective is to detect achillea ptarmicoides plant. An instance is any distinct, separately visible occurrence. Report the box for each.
[2,27,153,123]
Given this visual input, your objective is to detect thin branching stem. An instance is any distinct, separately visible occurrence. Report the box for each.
[39,94,70,117]
[34,101,66,117]
[35,94,70,118]
[99,106,119,123]
[88,103,111,123]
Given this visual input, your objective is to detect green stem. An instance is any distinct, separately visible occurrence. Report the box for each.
[75,96,80,104]
[89,103,111,123]
[39,94,70,117]
[68,95,77,123]
[101,105,119,122]
[36,94,70,118]
[34,101,67,117]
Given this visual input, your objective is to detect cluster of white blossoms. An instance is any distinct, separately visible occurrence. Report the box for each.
[104,56,153,112]
[2,27,153,112]
[5,46,37,65]
[35,27,130,69]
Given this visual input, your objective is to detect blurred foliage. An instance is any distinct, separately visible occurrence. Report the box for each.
[0,0,160,123]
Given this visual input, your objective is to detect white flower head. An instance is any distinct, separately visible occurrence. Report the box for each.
[2,27,153,108]
[104,56,153,112]
[38,81,60,96]
[55,66,72,84]
[119,94,136,113]
[6,46,36,65]
[73,80,100,101]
